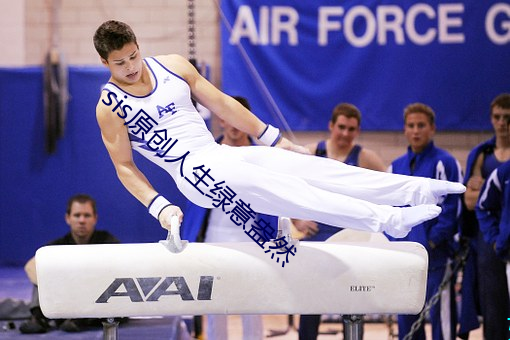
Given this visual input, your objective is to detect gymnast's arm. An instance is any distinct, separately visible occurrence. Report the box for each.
[475,168,502,252]
[95,93,183,230]
[159,54,309,153]
[464,153,484,210]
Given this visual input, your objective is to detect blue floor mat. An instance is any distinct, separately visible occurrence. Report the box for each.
[1,317,192,339]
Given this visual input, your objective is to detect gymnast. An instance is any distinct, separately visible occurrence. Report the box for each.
[93,20,465,239]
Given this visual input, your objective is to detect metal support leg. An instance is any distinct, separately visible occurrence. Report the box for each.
[102,318,119,340]
[343,314,363,340]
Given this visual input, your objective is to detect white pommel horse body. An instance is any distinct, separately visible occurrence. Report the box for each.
[36,227,428,340]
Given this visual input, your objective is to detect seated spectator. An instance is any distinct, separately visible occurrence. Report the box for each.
[19,194,120,334]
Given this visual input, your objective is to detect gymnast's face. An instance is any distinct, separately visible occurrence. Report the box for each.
[329,115,360,148]
[220,119,251,146]
[491,105,510,138]
[65,201,98,244]
[101,42,143,85]
[404,112,435,154]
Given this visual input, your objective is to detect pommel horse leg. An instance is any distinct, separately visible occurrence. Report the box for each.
[102,318,119,340]
[343,314,363,340]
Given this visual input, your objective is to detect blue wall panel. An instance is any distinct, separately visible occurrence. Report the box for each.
[0,67,186,265]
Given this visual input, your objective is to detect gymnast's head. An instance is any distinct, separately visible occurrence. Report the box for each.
[65,194,98,244]
[94,20,143,84]
[328,103,362,146]
[330,103,362,127]
[93,20,138,60]
[490,93,510,136]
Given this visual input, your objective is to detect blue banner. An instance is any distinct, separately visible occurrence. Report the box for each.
[221,1,510,131]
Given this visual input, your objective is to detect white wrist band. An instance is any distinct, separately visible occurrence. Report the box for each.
[258,124,282,146]
[148,194,172,220]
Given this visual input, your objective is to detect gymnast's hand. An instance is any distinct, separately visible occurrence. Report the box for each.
[292,219,319,238]
[276,137,311,154]
[158,205,184,231]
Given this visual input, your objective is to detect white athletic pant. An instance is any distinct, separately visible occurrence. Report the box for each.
[172,144,435,234]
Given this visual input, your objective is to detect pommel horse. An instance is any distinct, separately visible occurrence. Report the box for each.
[35,218,428,339]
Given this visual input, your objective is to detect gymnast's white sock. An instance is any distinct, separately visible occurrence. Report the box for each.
[412,179,466,205]
[429,179,465,197]
[385,204,442,238]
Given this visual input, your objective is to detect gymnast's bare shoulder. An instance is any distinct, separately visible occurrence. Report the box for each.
[359,148,386,172]
[152,54,196,81]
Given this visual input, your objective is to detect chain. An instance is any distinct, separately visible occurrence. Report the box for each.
[402,242,470,340]
[187,0,196,61]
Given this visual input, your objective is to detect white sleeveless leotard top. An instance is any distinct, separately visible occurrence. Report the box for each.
[102,57,216,180]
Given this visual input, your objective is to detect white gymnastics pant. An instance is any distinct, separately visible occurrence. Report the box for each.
[171,144,438,234]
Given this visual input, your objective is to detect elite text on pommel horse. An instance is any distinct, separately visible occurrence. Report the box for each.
[35,225,428,340]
